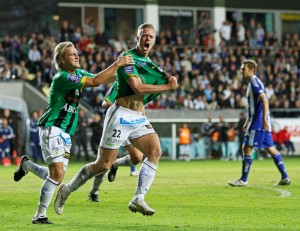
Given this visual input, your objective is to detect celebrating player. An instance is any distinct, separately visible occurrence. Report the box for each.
[13,41,133,224]
[54,23,178,216]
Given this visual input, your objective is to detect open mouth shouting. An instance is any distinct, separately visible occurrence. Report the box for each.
[143,42,150,51]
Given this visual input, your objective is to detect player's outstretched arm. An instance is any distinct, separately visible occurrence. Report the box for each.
[85,53,134,87]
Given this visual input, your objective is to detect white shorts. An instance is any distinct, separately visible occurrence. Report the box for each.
[100,104,156,149]
[39,126,72,165]
[122,139,132,147]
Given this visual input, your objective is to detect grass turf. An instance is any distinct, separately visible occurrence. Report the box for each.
[1,157,299,231]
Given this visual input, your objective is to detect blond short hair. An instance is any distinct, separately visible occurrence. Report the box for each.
[53,41,74,71]
[137,23,156,37]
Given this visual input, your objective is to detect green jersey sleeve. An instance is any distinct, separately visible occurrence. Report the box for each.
[104,82,118,103]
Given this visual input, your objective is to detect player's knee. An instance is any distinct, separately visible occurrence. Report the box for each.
[49,169,64,182]
[148,147,162,159]
[131,155,143,164]
[92,160,110,173]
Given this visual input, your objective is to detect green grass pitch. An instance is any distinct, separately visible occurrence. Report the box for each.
[1,157,300,231]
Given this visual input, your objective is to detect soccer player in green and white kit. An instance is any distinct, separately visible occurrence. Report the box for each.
[55,23,178,216]
[88,81,165,202]
[13,41,133,224]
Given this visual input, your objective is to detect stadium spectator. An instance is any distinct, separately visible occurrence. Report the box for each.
[28,44,42,73]
[216,115,229,160]
[227,123,238,160]
[236,21,246,46]
[279,125,295,156]
[60,20,73,42]
[178,122,191,161]
[271,128,281,151]
[256,22,265,47]
[13,41,134,224]
[247,19,257,48]
[0,117,14,163]
[54,23,178,217]
[228,59,291,187]
[29,111,43,163]
[201,115,215,159]
[219,20,232,46]
[2,109,17,155]
[74,109,90,161]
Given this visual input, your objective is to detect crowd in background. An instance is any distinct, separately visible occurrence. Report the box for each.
[0,17,299,163]
[0,18,299,117]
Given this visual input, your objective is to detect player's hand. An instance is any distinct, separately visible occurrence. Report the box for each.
[116,52,134,67]
[164,72,171,79]
[168,76,178,90]
[263,119,270,131]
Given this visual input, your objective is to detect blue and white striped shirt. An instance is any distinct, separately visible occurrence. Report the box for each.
[246,75,271,131]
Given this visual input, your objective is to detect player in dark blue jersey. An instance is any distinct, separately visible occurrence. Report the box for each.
[228,60,291,187]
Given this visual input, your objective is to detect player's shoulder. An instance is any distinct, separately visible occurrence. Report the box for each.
[54,70,83,82]
[123,48,135,56]
[251,75,264,86]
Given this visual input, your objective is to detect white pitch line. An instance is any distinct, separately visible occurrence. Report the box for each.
[215,182,292,198]
[253,186,292,198]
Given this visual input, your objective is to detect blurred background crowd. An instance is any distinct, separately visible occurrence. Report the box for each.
[0,17,299,116]
[1,7,299,162]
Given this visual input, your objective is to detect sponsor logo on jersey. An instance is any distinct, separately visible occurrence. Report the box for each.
[136,61,147,67]
[67,74,80,83]
[75,89,79,96]
[105,138,125,147]
[107,138,125,144]
[62,103,77,113]
[124,65,134,73]
[120,117,146,125]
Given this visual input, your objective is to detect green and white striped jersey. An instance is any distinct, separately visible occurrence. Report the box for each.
[38,69,94,135]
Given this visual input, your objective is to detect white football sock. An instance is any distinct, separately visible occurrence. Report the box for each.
[113,155,133,168]
[23,160,48,180]
[34,177,59,218]
[62,164,94,198]
[134,158,157,197]
[90,172,105,194]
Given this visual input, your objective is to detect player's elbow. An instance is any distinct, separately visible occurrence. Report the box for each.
[130,85,144,94]
[85,78,102,87]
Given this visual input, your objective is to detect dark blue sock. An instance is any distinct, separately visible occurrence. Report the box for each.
[273,154,288,179]
[241,156,253,182]
[130,165,136,172]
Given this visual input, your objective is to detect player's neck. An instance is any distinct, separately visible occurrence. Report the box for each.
[135,47,148,58]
